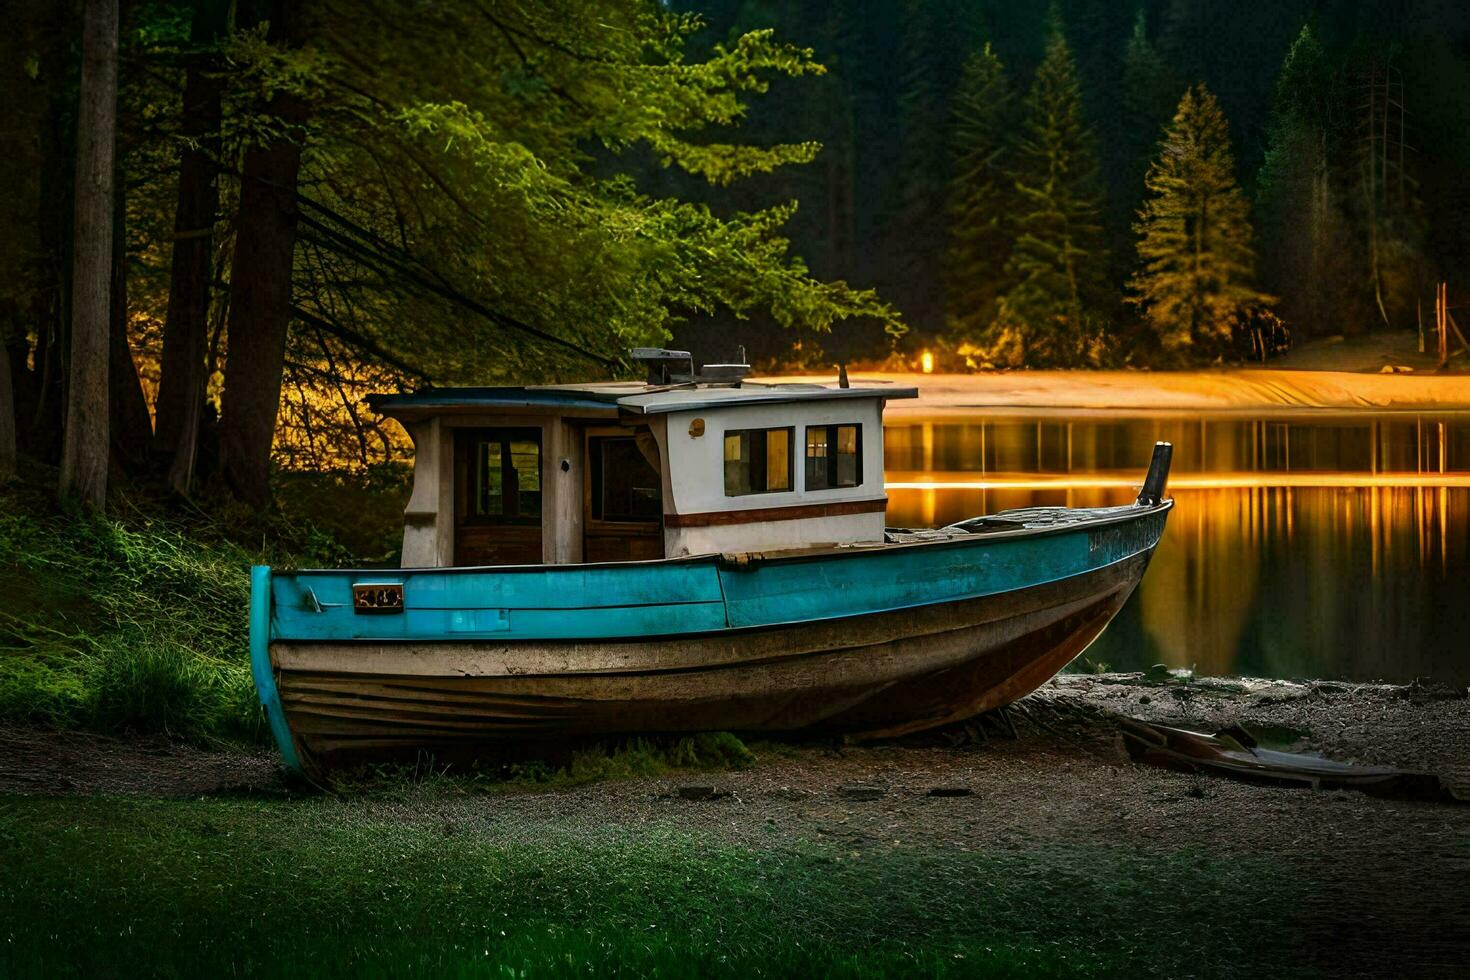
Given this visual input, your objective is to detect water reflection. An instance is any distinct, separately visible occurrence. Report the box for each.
[884,415,1470,684]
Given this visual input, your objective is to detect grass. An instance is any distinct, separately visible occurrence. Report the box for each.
[333,732,759,794]
[0,467,412,746]
[0,793,1304,979]
[0,482,267,744]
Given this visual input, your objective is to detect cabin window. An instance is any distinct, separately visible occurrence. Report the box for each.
[590,436,662,522]
[723,427,793,495]
[805,424,863,490]
[465,429,541,524]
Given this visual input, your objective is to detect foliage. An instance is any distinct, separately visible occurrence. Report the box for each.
[0,482,261,742]
[1254,26,1360,339]
[0,794,1303,978]
[880,0,953,336]
[987,13,1111,368]
[0,473,411,744]
[279,1,901,390]
[1118,11,1181,232]
[1129,85,1269,356]
[944,43,1015,345]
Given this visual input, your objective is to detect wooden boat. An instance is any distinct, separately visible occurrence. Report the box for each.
[251,351,1173,775]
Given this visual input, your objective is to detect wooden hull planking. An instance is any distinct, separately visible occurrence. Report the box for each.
[264,545,1157,774]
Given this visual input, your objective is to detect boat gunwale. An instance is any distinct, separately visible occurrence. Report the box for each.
[269,550,1153,663]
[272,498,1174,577]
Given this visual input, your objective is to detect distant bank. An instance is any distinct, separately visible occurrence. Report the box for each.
[767,369,1470,417]
[763,333,1470,416]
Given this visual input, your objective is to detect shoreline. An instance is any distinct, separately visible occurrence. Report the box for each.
[3,671,1463,798]
[761,368,1470,416]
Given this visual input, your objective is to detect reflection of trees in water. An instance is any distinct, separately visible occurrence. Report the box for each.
[1137,490,1258,678]
[884,415,1470,684]
[884,414,1469,477]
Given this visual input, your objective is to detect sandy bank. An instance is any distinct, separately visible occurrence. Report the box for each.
[763,368,1470,416]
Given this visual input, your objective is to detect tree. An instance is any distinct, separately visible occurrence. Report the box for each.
[988,12,1110,367]
[944,43,1014,343]
[1255,25,1358,338]
[187,1,899,502]
[1130,84,1268,355]
[0,336,14,482]
[1351,51,1426,332]
[154,0,228,491]
[59,0,117,512]
[883,0,952,333]
[1119,11,1181,230]
[215,0,307,508]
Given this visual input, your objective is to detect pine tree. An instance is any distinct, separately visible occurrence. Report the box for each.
[1120,11,1181,217]
[944,43,1013,345]
[1255,26,1358,338]
[884,0,951,333]
[988,12,1110,367]
[1130,84,1268,355]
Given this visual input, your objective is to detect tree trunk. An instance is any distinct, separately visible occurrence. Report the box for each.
[217,2,305,509]
[109,169,153,473]
[0,337,15,481]
[21,0,78,465]
[154,2,226,487]
[59,0,117,512]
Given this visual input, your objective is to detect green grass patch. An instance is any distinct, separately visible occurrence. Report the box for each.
[0,485,265,743]
[331,732,759,796]
[0,793,1304,979]
[0,473,397,746]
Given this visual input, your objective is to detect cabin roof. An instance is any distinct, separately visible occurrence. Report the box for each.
[368,381,917,419]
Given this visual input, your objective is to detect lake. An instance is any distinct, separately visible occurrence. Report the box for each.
[883,413,1470,685]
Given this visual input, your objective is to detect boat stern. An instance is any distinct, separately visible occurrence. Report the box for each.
[250,565,304,774]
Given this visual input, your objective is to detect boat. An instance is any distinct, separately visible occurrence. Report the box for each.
[251,349,1174,776]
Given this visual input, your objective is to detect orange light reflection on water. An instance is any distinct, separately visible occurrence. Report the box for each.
[885,471,1470,490]
[882,414,1470,684]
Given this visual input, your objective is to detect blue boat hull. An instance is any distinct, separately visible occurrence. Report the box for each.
[253,502,1171,774]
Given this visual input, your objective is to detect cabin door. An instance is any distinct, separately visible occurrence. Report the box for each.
[453,428,543,565]
[584,427,664,562]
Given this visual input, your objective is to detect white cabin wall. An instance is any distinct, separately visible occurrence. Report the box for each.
[674,512,885,557]
[661,398,887,557]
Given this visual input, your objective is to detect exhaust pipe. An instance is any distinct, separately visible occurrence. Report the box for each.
[1137,442,1173,506]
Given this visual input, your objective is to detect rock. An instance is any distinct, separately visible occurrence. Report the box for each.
[926,786,972,798]
[838,783,886,800]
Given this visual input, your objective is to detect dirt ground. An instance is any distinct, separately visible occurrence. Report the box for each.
[4,673,1468,977]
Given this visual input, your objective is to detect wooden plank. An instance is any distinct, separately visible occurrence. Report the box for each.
[270,557,1139,678]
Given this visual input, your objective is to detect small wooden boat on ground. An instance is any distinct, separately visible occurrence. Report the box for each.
[251,350,1173,776]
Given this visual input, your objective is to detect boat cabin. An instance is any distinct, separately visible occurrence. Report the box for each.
[367,352,917,567]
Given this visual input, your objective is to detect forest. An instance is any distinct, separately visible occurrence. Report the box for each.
[3,0,1470,509]
[675,0,1470,372]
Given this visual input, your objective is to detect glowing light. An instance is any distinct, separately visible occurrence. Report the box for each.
[884,471,1470,491]
[920,351,935,374]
